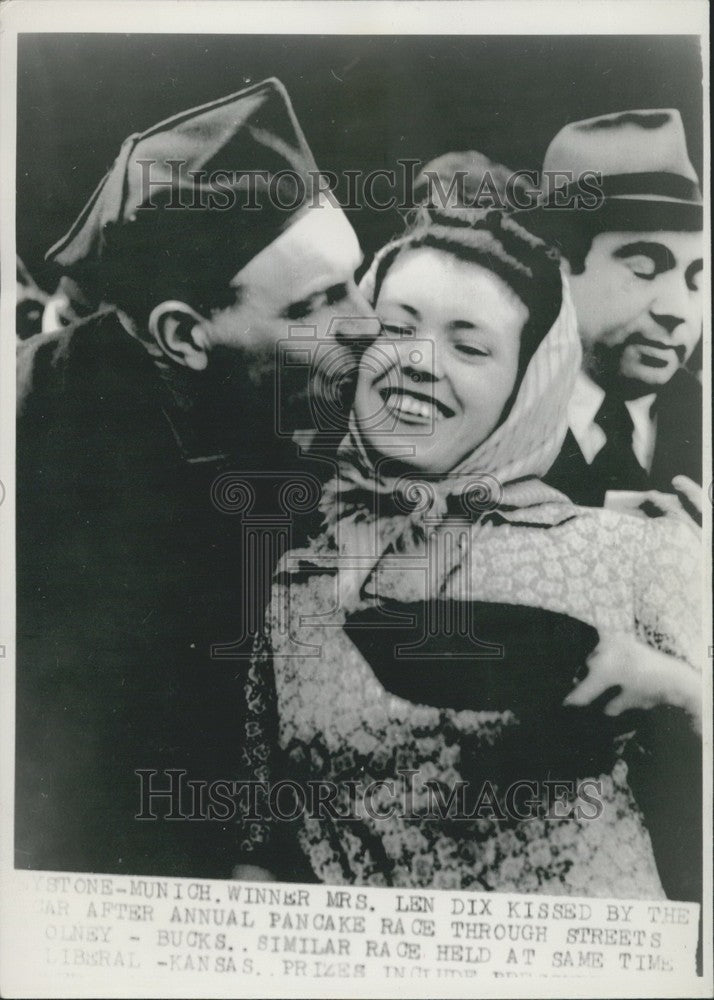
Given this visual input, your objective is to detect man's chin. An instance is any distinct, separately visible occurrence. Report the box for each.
[618,358,677,392]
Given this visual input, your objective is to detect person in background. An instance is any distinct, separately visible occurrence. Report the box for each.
[16,78,375,878]
[411,148,534,216]
[16,256,48,339]
[524,110,703,516]
[41,274,101,332]
[520,108,705,911]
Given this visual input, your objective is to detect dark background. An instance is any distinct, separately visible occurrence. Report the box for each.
[17,33,703,290]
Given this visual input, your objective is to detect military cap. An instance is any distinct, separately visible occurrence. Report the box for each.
[47,78,322,310]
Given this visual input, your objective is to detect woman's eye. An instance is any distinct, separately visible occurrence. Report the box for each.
[284,299,314,321]
[325,282,348,306]
[625,256,657,279]
[380,322,413,338]
[455,343,489,358]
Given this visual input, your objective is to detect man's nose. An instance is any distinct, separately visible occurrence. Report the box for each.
[329,284,381,345]
[649,272,690,334]
[649,310,684,336]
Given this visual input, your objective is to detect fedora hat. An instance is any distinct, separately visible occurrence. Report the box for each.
[520,109,702,233]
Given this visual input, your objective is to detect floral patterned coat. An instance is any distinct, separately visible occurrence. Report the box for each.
[239,505,700,898]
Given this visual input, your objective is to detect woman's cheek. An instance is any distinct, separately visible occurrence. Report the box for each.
[456,368,488,415]
[469,369,510,432]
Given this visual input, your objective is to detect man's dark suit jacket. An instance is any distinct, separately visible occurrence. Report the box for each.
[15,312,321,878]
[545,367,703,506]
[545,365,704,907]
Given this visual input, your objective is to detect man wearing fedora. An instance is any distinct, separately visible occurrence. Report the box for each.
[535,109,703,510]
[525,109,704,911]
[16,79,375,878]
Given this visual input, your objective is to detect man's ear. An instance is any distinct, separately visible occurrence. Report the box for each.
[148,301,211,371]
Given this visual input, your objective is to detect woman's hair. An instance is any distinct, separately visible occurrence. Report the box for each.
[371,208,563,381]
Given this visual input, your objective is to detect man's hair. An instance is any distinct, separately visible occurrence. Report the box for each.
[70,213,247,328]
[372,208,563,380]
[534,202,703,274]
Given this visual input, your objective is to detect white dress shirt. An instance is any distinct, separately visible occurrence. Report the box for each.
[568,372,657,473]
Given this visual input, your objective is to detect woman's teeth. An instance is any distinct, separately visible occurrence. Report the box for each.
[384,392,444,423]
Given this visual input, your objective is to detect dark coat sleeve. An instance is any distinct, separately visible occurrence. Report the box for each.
[15,317,249,879]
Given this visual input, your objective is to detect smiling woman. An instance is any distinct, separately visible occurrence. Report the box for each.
[356,249,526,473]
[352,216,554,474]
[233,207,701,896]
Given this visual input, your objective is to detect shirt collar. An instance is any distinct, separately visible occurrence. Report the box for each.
[568,371,605,440]
[569,372,657,428]
[625,391,658,423]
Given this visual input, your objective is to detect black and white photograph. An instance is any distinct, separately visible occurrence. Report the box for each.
[0,2,710,997]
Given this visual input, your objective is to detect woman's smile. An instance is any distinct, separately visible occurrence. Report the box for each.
[378,386,456,425]
[354,246,527,473]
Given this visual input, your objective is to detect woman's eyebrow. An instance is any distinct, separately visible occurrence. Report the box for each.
[450,319,479,331]
[280,292,318,319]
[396,303,420,318]
[612,241,675,273]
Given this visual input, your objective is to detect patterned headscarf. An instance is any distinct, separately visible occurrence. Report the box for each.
[289,213,582,608]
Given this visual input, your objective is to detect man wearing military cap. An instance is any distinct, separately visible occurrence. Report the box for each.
[522,109,704,912]
[16,79,375,877]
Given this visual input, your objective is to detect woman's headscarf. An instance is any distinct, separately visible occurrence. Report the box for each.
[285,214,583,610]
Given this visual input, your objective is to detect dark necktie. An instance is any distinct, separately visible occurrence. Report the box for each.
[589,394,650,497]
